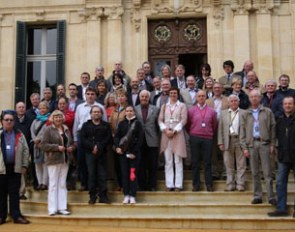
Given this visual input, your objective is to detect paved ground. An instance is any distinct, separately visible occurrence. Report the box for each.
[0,223,292,232]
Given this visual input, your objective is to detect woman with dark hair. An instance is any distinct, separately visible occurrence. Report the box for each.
[111,73,126,93]
[41,110,74,216]
[96,80,108,105]
[196,63,211,89]
[114,105,143,204]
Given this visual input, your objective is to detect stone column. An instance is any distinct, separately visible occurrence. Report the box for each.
[254,4,274,79]
[86,7,103,72]
[104,6,124,73]
[231,2,251,68]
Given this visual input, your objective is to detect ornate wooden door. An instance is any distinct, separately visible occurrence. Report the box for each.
[148,18,207,77]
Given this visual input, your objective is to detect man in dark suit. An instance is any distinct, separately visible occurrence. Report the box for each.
[67,83,84,112]
[25,93,40,122]
[127,77,141,106]
[219,60,241,96]
[171,64,187,89]
[142,61,154,85]
[77,72,90,101]
[135,90,160,191]
[150,76,162,104]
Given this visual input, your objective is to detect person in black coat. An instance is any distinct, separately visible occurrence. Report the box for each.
[268,96,295,217]
[81,105,112,204]
[114,105,143,204]
[230,78,250,109]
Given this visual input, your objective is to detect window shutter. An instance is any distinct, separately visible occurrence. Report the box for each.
[15,21,27,104]
[56,20,66,84]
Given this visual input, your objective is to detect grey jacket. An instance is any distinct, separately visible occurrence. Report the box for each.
[239,105,276,150]
[135,104,160,147]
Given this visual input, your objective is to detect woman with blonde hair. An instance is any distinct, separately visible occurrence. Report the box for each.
[41,110,75,216]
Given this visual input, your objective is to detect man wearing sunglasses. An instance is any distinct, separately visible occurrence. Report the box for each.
[0,110,30,225]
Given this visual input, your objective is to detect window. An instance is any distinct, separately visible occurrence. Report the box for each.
[15,21,65,106]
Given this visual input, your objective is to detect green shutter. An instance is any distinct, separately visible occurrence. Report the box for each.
[15,21,27,104]
[56,20,66,84]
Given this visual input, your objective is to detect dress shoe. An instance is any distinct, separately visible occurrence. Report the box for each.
[206,185,214,192]
[40,184,48,191]
[48,212,56,216]
[19,194,27,200]
[166,188,174,192]
[192,186,200,192]
[237,187,245,192]
[0,218,6,225]
[269,199,277,206]
[14,217,30,224]
[58,210,71,215]
[99,197,111,204]
[174,188,182,192]
[251,198,263,204]
[88,199,96,205]
[268,210,288,217]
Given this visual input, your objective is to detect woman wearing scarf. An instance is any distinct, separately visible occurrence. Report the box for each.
[41,110,74,216]
[30,101,50,190]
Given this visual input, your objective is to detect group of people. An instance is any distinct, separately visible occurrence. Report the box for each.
[1,59,295,225]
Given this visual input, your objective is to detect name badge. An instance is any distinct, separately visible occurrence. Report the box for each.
[255,126,259,132]
[6,145,11,150]
[201,122,206,128]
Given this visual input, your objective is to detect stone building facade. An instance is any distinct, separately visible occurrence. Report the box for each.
[0,0,294,109]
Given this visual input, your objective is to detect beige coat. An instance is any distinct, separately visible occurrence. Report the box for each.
[239,105,276,150]
[206,96,229,111]
[158,101,188,158]
[218,108,246,150]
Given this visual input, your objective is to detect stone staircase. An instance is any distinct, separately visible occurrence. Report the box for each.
[20,170,295,230]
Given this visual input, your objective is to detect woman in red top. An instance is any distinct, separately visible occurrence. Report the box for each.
[57,97,75,134]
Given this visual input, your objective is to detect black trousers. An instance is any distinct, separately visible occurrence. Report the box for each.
[86,152,107,200]
[119,154,139,197]
[0,164,22,220]
[190,135,213,188]
[139,139,158,190]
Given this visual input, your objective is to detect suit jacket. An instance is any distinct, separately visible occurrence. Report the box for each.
[218,108,246,150]
[127,90,141,106]
[219,74,241,96]
[206,96,229,112]
[180,88,198,109]
[135,104,160,147]
[77,85,89,100]
[171,77,187,89]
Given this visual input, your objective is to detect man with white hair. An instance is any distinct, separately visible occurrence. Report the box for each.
[218,95,246,191]
[135,90,160,191]
[89,66,112,91]
[240,90,276,205]
[234,60,254,87]
[261,80,281,119]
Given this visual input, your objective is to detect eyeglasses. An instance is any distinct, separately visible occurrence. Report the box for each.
[86,93,96,96]
[3,119,14,122]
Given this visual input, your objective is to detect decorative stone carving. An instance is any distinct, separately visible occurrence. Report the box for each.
[130,10,141,32]
[132,0,141,10]
[78,7,103,22]
[36,10,46,21]
[230,0,252,15]
[104,6,124,20]
[212,5,224,27]
[252,0,274,14]
[151,0,174,15]
[178,0,202,13]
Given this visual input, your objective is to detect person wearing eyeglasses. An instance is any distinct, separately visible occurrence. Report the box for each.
[72,87,107,191]
[0,110,30,224]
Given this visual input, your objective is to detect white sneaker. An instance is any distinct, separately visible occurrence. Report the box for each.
[58,210,71,215]
[129,196,136,204]
[122,195,130,204]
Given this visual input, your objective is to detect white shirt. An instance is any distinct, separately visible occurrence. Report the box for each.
[213,97,222,120]
[72,101,107,141]
[82,85,89,101]
[228,108,239,135]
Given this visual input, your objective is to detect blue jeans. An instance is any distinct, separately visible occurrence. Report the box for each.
[276,162,295,211]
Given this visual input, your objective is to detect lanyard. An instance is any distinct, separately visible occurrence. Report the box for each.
[229,110,238,126]
[197,106,207,121]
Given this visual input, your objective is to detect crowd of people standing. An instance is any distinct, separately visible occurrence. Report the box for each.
[1,59,295,225]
